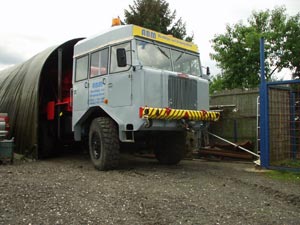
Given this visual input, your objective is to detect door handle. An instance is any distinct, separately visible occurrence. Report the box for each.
[84,82,89,88]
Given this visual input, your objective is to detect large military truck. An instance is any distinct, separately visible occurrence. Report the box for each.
[0,22,219,170]
[69,24,219,170]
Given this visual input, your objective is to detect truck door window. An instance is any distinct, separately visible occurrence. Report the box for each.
[110,42,131,74]
[75,55,89,81]
[90,48,108,78]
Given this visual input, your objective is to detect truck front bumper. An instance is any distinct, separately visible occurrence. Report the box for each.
[139,107,220,122]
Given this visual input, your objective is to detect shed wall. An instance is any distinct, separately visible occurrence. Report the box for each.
[209,88,259,151]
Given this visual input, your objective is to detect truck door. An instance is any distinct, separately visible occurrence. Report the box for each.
[72,55,89,126]
[108,42,132,107]
[88,48,109,107]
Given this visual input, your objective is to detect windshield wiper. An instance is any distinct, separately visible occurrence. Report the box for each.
[175,52,184,62]
[156,45,170,59]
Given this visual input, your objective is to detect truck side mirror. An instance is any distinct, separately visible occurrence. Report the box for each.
[117,48,127,67]
[206,67,210,76]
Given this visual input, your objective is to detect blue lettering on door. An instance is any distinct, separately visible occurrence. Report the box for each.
[89,81,105,105]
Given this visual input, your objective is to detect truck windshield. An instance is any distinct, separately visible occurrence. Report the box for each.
[136,40,201,76]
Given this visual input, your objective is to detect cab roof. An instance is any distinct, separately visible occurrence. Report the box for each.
[74,25,199,57]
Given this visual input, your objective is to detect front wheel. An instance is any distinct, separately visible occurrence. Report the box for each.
[154,131,186,165]
[89,117,120,170]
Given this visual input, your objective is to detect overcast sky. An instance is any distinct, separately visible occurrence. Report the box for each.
[0,0,299,78]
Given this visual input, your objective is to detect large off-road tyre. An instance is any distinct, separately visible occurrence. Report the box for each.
[89,117,120,170]
[154,131,186,165]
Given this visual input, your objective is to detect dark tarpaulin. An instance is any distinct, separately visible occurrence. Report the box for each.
[0,38,82,157]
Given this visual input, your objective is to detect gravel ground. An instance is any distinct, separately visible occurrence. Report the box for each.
[0,153,300,225]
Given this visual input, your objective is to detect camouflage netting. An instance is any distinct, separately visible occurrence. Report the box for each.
[0,38,82,157]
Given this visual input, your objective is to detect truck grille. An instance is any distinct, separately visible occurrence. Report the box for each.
[168,76,197,110]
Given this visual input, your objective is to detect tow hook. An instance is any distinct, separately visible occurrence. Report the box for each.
[143,116,152,128]
[180,119,194,132]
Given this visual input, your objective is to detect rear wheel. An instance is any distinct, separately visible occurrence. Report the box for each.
[89,117,120,170]
[154,131,186,165]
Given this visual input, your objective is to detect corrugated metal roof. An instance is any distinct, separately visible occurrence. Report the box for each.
[0,38,83,157]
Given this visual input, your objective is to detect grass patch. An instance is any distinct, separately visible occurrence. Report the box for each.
[271,159,300,168]
[267,170,300,182]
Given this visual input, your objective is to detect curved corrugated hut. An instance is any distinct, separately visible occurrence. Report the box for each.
[0,38,83,157]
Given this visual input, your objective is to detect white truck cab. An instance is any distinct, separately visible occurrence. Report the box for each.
[72,24,220,170]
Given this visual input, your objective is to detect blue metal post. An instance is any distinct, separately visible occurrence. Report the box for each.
[259,38,270,168]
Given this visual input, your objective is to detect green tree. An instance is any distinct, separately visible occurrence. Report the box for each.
[210,6,300,90]
[209,74,225,94]
[284,13,300,78]
[124,0,193,41]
